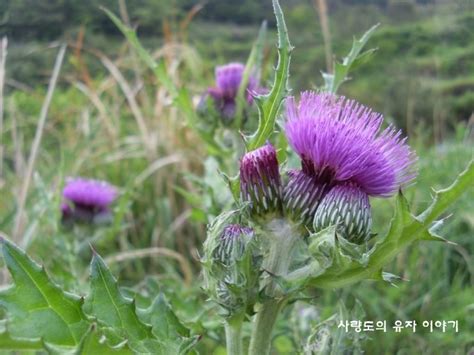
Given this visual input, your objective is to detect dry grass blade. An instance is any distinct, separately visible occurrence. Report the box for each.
[134,154,182,185]
[0,37,7,179]
[314,0,333,73]
[74,81,118,138]
[12,44,67,243]
[100,54,155,159]
[105,247,193,286]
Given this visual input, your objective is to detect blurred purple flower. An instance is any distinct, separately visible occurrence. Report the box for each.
[208,62,262,121]
[61,177,117,224]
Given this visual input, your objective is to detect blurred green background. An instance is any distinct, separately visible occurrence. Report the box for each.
[0,0,472,354]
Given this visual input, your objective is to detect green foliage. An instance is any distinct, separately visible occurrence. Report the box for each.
[307,160,473,289]
[245,0,293,151]
[85,252,153,343]
[0,238,198,353]
[0,0,472,354]
[322,24,379,94]
[0,237,89,347]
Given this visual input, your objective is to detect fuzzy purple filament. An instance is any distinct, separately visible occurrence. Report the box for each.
[285,91,417,197]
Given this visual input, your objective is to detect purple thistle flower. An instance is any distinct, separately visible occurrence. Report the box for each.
[313,183,372,243]
[208,62,260,121]
[285,91,417,196]
[283,91,416,240]
[61,177,117,223]
[240,143,282,217]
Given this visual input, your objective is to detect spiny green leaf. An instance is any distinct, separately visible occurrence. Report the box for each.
[246,0,293,151]
[74,324,132,355]
[0,321,42,350]
[322,24,379,94]
[85,251,153,342]
[0,238,89,347]
[418,159,473,226]
[137,294,200,355]
[308,160,473,289]
[141,294,190,339]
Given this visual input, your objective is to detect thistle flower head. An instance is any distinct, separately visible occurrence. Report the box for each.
[208,62,260,120]
[313,183,372,243]
[240,143,282,217]
[285,91,417,196]
[61,177,117,223]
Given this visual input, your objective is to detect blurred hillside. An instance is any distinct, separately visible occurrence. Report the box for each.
[1,0,473,142]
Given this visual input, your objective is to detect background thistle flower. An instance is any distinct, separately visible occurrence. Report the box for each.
[207,62,260,122]
[240,143,282,218]
[61,177,117,224]
[284,91,417,238]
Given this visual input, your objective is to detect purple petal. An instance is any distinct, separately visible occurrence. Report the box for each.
[285,91,417,197]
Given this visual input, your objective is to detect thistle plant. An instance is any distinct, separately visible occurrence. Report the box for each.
[199,1,472,355]
[0,1,472,354]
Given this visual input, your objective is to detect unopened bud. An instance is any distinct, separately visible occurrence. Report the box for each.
[283,170,328,226]
[313,183,372,244]
[240,143,282,217]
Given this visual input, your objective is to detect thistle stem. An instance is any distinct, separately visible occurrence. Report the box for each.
[249,219,299,355]
[248,298,286,355]
[225,318,243,355]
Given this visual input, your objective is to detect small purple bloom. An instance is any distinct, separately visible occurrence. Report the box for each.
[208,62,261,121]
[61,177,117,223]
[240,143,282,217]
[285,91,417,196]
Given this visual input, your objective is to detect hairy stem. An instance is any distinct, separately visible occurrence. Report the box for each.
[225,318,243,355]
[249,219,299,355]
[248,299,285,355]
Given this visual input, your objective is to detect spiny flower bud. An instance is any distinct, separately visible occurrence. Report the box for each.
[203,222,260,317]
[313,183,372,244]
[283,170,329,226]
[240,143,282,217]
[213,224,254,266]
